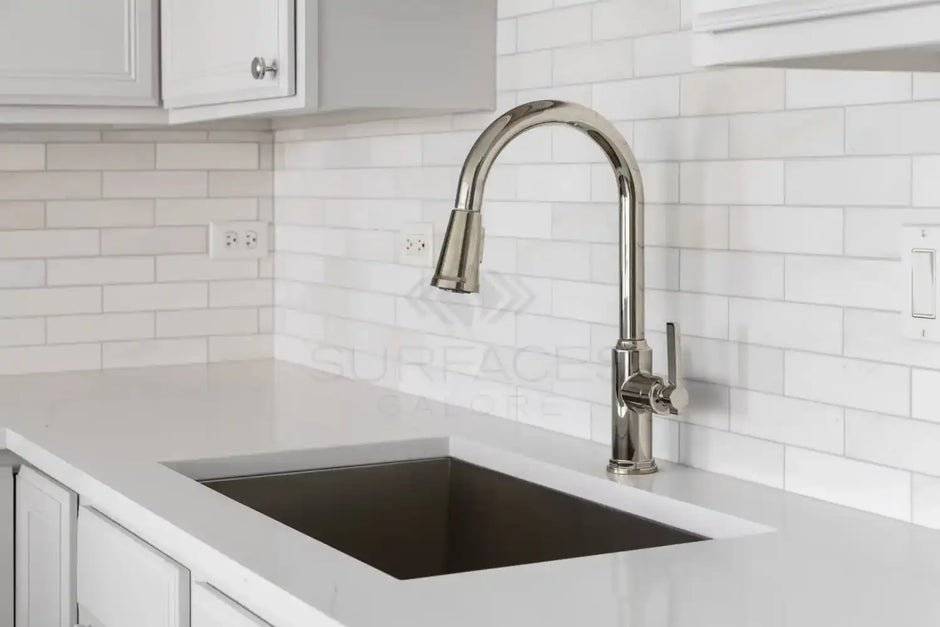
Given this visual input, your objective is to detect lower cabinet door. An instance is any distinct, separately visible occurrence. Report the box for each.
[15,465,77,627]
[192,581,270,627]
[77,507,189,627]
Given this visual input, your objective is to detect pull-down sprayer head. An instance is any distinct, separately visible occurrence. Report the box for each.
[430,209,483,293]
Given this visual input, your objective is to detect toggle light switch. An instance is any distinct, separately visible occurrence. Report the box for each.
[912,249,937,319]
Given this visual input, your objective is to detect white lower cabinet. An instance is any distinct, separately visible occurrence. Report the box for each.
[15,466,77,627]
[192,581,270,627]
[76,507,190,627]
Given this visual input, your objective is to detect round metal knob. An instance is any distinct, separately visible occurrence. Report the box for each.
[250,57,277,80]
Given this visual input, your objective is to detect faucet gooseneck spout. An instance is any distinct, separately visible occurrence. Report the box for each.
[431,100,688,475]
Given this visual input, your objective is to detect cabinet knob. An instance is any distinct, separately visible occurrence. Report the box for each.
[250,57,277,80]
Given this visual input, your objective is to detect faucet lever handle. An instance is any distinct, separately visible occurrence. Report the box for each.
[663,322,688,415]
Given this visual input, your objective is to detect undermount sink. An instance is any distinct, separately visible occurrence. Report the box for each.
[199,456,707,580]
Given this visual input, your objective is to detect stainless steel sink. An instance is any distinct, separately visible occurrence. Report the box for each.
[200,457,706,580]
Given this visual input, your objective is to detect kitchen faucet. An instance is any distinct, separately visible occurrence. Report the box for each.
[430,100,688,475]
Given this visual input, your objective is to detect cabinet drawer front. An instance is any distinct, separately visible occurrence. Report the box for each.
[162,0,296,109]
[192,582,270,627]
[15,465,77,627]
[0,0,159,106]
[77,507,189,627]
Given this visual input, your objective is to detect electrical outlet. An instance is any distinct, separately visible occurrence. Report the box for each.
[399,222,434,266]
[210,221,269,259]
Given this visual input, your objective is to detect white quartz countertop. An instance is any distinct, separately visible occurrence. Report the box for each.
[1,360,939,626]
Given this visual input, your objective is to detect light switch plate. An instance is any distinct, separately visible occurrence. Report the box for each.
[902,225,940,341]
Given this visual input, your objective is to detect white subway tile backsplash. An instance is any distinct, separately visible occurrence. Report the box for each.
[104,171,208,199]
[729,299,842,354]
[0,144,44,171]
[157,255,258,282]
[785,256,902,311]
[912,156,940,207]
[845,309,940,370]
[101,227,207,255]
[0,287,100,317]
[593,76,680,121]
[48,257,154,286]
[730,206,843,255]
[680,68,785,116]
[591,0,681,40]
[680,423,785,488]
[786,158,911,207]
[0,172,100,200]
[634,117,729,161]
[157,308,258,338]
[731,390,844,454]
[680,161,784,205]
[156,143,259,170]
[786,69,911,109]
[730,109,844,159]
[846,102,940,155]
[47,313,154,344]
[498,52,553,90]
[913,474,940,530]
[552,39,634,85]
[47,143,154,171]
[0,201,44,229]
[0,229,98,259]
[912,369,940,423]
[785,352,909,416]
[103,338,207,369]
[47,200,154,228]
[104,283,207,312]
[0,344,100,375]
[785,447,911,520]
[0,260,45,288]
[0,319,44,347]
[0,129,269,374]
[516,5,591,51]
[846,410,940,476]
[634,31,693,77]
[680,250,783,299]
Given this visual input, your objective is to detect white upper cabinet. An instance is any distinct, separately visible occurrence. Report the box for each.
[0,0,159,106]
[164,0,496,123]
[77,507,189,627]
[161,0,295,109]
[15,466,77,627]
[693,0,940,70]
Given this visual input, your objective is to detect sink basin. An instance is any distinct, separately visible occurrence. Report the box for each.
[200,456,706,580]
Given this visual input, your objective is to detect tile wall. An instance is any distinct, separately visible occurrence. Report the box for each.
[271,0,940,526]
[0,126,274,373]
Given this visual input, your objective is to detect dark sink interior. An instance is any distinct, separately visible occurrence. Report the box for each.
[201,457,706,580]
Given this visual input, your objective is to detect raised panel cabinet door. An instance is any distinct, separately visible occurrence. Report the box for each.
[76,507,189,627]
[0,0,159,106]
[192,582,270,627]
[15,466,77,627]
[162,0,295,109]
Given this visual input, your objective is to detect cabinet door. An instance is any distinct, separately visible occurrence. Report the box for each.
[15,466,77,627]
[0,0,158,106]
[77,507,189,627]
[162,0,295,109]
[192,582,270,627]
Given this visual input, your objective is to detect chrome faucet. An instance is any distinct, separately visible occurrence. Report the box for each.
[430,100,689,475]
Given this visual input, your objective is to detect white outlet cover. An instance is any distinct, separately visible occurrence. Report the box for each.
[399,222,434,267]
[210,221,269,260]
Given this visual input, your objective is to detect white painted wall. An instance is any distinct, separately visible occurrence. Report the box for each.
[271,0,940,527]
[0,126,274,371]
